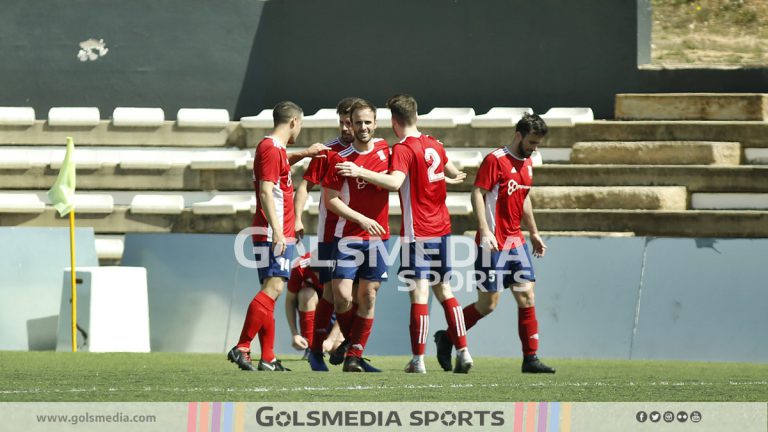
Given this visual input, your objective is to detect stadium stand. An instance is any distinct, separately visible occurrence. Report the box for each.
[0,107,35,126]
[540,107,595,126]
[302,108,340,128]
[470,107,533,128]
[112,107,165,127]
[418,107,476,128]
[2,94,768,264]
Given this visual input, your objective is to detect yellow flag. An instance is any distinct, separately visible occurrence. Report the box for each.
[47,137,77,216]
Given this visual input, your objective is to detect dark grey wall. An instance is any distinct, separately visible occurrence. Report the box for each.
[1,0,767,120]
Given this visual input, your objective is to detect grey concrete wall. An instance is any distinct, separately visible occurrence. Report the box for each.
[0,227,98,350]
[1,0,766,120]
[112,234,768,362]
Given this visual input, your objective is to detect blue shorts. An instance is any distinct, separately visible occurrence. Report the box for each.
[253,241,296,283]
[315,240,337,284]
[332,238,390,282]
[399,235,452,282]
[474,242,536,292]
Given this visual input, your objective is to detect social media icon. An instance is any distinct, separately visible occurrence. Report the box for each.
[636,411,648,423]
[650,411,661,422]
[677,411,689,422]
[690,411,702,423]
[663,411,675,423]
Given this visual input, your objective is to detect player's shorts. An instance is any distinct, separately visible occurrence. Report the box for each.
[316,240,337,285]
[474,242,536,292]
[332,238,390,282]
[398,235,452,282]
[253,241,296,283]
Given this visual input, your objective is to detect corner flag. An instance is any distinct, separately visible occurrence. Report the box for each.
[48,136,79,352]
[47,136,76,216]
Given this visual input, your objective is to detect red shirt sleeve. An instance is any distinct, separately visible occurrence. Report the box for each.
[322,153,344,191]
[390,143,414,174]
[303,151,329,185]
[257,142,282,183]
[474,154,499,191]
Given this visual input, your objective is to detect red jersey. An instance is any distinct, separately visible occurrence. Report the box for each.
[390,133,452,242]
[302,137,349,243]
[287,253,322,294]
[474,147,533,249]
[323,139,390,240]
[251,136,295,242]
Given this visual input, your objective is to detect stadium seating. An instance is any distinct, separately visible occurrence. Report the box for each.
[2,95,768,264]
[302,108,339,128]
[418,107,475,128]
[540,107,594,126]
[112,107,165,127]
[470,107,533,128]
[176,108,230,128]
[240,109,273,128]
[48,107,100,127]
[0,107,35,126]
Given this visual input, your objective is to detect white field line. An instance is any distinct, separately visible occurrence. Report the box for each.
[1,381,766,395]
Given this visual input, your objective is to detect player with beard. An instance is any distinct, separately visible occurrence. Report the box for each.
[322,99,390,372]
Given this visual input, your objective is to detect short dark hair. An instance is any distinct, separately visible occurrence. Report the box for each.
[387,94,417,127]
[272,101,303,125]
[515,113,548,137]
[336,97,362,116]
[349,99,377,120]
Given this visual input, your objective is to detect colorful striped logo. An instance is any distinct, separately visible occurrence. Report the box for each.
[187,402,245,432]
[513,402,572,432]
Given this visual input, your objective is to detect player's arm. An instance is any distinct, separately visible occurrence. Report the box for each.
[522,194,547,257]
[323,187,386,236]
[444,160,467,184]
[471,185,499,251]
[259,180,286,255]
[335,163,405,191]
[293,179,316,239]
[288,143,331,166]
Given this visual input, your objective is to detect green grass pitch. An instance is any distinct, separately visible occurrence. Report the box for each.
[1,352,766,402]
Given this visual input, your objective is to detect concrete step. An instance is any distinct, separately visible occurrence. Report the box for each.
[527,165,768,193]
[570,141,741,165]
[0,120,238,147]
[552,121,768,149]
[526,210,768,238]
[3,207,766,238]
[691,193,768,210]
[615,93,768,121]
[4,163,767,195]
[531,186,687,210]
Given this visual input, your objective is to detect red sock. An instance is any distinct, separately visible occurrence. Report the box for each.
[518,306,539,356]
[343,304,358,339]
[311,298,334,352]
[463,303,486,331]
[335,307,357,342]
[258,314,275,362]
[299,310,315,347]
[409,303,429,355]
[441,297,467,350]
[236,291,274,350]
[346,317,374,358]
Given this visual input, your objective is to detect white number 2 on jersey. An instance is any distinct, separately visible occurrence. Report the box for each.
[424,148,445,183]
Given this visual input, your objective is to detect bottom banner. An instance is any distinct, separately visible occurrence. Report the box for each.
[0,402,765,431]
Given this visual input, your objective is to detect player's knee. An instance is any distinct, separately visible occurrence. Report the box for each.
[512,283,535,307]
[476,294,500,314]
[431,283,452,303]
[297,288,317,308]
[358,288,377,308]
